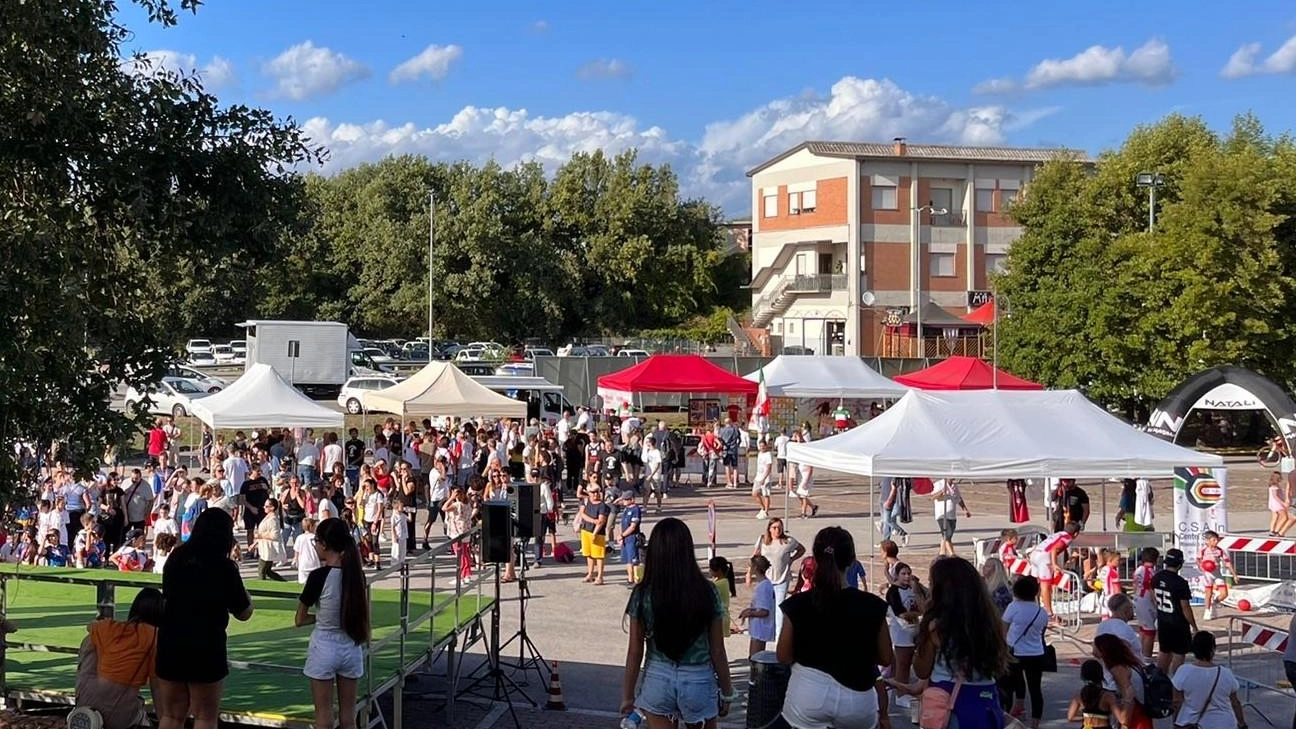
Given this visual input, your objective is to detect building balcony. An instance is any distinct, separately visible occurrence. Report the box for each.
[930,211,966,227]
[787,273,847,293]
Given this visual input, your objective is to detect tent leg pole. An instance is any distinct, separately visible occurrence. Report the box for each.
[1102,480,1108,532]
[868,476,876,587]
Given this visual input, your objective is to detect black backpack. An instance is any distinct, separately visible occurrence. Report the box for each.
[1139,664,1175,719]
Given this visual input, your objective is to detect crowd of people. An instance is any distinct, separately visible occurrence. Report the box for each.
[621,515,1266,729]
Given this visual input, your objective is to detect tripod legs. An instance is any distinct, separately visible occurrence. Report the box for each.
[457,565,533,729]
[498,539,548,686]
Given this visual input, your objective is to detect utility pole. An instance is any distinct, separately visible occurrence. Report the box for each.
[428,191,436,342]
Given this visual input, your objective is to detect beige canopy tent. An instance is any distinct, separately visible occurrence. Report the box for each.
[361,361,527,419]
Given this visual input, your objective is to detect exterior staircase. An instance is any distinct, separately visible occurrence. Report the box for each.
[752,277,794,328]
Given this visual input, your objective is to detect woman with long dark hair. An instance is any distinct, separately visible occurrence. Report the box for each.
[778,526,892,729]
[620,518,734,729]
[296,517,371,729]
[155,508,254,729]
[1093,634,1153,729]
[914,556,1010,729]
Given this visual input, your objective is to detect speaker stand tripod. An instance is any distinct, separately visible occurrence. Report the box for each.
[498,537,548,686]
[457,564,532,729]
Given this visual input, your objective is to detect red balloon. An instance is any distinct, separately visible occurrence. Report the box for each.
[1201,559,1217,573]
[1238,599,1252,612]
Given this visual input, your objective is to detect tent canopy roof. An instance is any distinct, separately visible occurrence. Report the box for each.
[744,355,908,399]
[901,301,980,328]
[786,388,1223,479]
[362,362,526,419]
[894,356,1042,390]
[598,355,757,394]
[189,364,344,430]
[964,300,996,325]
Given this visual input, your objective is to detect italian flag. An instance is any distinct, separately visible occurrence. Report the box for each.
[748,367,770,431]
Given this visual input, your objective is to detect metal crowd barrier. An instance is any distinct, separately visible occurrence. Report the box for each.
[1221,536,1296,583]
[0,527,487,729]
[1226,615,1293,724]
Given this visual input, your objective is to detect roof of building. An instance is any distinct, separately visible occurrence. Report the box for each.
[746,140,1090,176]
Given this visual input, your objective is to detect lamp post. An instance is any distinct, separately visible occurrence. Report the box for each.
[911,202,948,358]
[428,191,436,342]
[1135,172,1165,232]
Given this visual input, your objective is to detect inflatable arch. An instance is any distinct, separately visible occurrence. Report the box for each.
[1145,365,1296,448]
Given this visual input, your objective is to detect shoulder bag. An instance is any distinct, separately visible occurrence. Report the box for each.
[1173,667,1221,729]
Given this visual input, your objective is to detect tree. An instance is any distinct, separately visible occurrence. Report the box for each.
[0,0,319,488]
[997,114,1296,411]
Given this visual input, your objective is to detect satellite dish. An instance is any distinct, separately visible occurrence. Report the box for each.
[861,291,876,306]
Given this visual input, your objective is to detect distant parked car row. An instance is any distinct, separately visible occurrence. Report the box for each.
[185,339,246,366]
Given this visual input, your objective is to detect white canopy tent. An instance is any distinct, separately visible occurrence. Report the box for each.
[745,355,908,400]
[362,361,527,419]
[786,389,1223,478]
[189,364,344,430]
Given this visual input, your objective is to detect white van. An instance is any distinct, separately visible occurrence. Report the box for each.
[471,376,576,425]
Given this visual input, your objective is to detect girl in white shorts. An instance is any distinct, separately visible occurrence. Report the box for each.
[296,517,371,729]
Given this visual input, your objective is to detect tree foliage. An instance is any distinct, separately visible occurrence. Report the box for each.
[260,151,747,342]
[0,0,319,486]
[997,114,1296,411]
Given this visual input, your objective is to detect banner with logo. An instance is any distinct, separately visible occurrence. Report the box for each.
[1173,466,1228,564]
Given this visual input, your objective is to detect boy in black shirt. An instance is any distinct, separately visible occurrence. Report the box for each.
[344,428,365,496]
[1152,548,1196,676]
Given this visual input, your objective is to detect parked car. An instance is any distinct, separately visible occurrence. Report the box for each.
[401,341,430,361]
[124,376,212,418]
[336,375,400,414]
[585,344,611,357]
[188,351,217,366]
[185,339,213,356]
[782,345,815,355]
[454,347,484,362]
[495,362,534,376]
[524,347,555,360]
[362,347,397,365]
[616,348,651,358]
[166,364,229,393]
[228,339,247,356]
[212,344,236,364]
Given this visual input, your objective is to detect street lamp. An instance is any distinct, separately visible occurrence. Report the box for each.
[911,202,949,358]
[1135,172,1165,232]
[428,191,436,342]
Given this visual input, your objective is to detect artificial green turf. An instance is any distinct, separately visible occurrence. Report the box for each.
[0,566,491,724]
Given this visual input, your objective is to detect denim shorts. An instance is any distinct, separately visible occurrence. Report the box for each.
[636,659,718,724]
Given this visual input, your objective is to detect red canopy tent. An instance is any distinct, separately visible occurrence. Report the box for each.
[597,354,757,411]
[964,300,996,325]
[893,355,1042,391]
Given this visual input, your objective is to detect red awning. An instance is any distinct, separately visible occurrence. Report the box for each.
[893,356,1043,391]
[597,354,758,394]
[964,300,996,325]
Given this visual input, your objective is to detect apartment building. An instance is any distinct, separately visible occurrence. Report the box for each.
[747,139,1084,357]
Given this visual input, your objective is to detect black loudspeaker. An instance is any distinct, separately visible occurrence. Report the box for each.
[481,501,513,563]
[513,482,542,541]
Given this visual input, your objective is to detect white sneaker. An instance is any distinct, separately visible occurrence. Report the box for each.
[901,533,910,547]
[1204,608,1215,621]
[874,520,883,533]
[756,510,769,520]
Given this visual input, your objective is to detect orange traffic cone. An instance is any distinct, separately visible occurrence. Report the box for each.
[545,660,567,711]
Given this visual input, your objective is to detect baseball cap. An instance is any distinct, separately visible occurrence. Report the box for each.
[1164,548,1185,568]
[125,528,145,542]
[621,489,638,501]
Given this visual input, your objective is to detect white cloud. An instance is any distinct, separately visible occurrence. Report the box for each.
[976,39,1177,93]
[132,50,237,90]
[263,41,369,100]
[577,58,632,81]
[302,76,1054,213]
[389,44,463,85]
[1225,34,1296,77]
[531,20,550,33]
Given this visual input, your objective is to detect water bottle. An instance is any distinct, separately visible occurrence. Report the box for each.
[620,709,644,729]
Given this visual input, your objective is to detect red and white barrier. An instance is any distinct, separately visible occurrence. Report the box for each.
[1237,619,1289,653]
[1007,557,1073,590]
[1219,535,1296,555]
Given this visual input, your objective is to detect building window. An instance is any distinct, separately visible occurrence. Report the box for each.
[763,194,778,217]
[788,192,800,215]
[1000,189,1018,207]
[975,188,995,212]
[986,253,1008,275]
[787,321,796,334]
[774,320,782,334]
[930,253,956,277]
[871,185,897,210]
[801,189,817,212]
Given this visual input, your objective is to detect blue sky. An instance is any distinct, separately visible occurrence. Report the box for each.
[121,1,1296,213]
